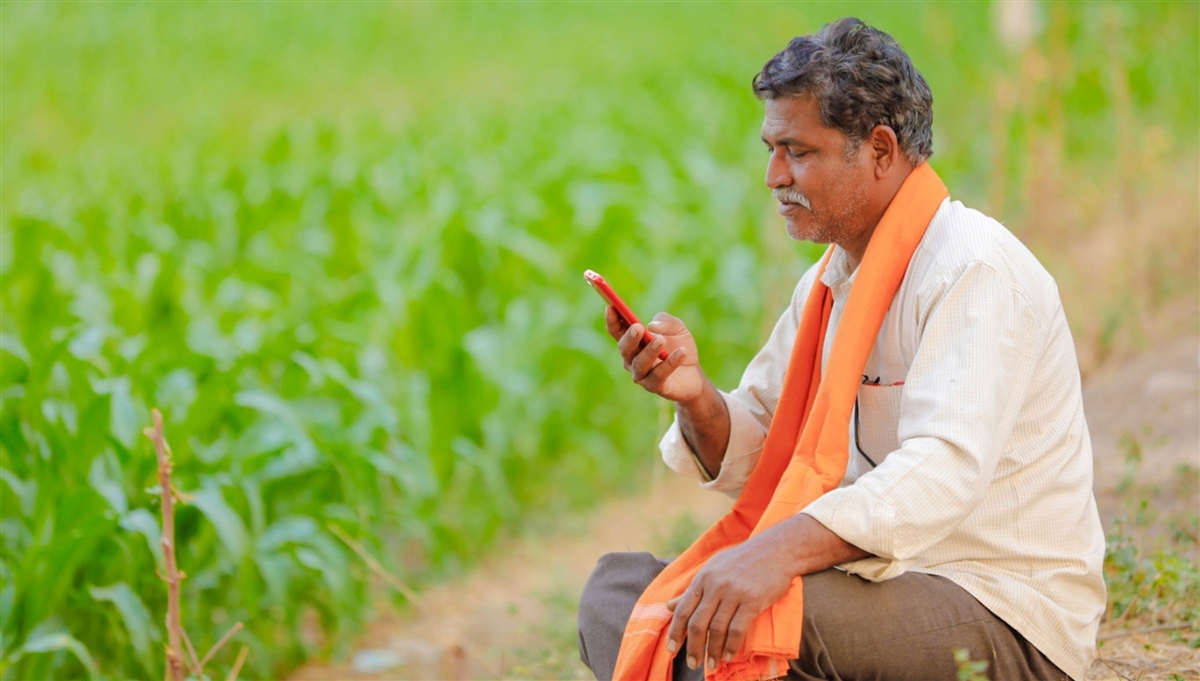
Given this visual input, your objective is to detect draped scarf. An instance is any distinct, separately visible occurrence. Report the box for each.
[612,163,949,681]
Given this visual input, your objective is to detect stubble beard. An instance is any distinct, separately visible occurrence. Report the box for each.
[781,179,869,246]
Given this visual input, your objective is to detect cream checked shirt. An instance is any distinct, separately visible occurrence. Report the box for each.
[660,198,1107,680]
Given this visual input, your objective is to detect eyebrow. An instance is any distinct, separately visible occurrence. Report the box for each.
[761,135,808,148]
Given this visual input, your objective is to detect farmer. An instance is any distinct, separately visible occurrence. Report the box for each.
[577,18,1105,681]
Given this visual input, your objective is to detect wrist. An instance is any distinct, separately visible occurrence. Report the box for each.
[676,372,718,412]
[772,514,817,577]
[774,513,871,578]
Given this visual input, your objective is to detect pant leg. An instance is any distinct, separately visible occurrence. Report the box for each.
[578,552,701,681]
[787,569,1069,681]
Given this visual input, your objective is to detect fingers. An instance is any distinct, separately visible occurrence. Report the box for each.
[611,310,688,393]
[616,322,646,367]
[684,593,719,672]
[666,584,702,662]
[629,333,668,378]
[722,606,755,665]
[704,601,740,671]
[637,347,686,391]
[604,306,628,341]
[646,312,685,336]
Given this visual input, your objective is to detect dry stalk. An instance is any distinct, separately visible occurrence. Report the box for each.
[439,642,469,681]
[225,647,250,681]
[145,408,249,681]
[180,629,202,676]
[1097,655,1135,681]
[145,409,187,681]
[199,622,245,670]
[327,523,503,680]
[1099,621,1197,641]
[327,523,427,612]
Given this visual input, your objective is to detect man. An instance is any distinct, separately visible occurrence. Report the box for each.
[577,17,1105,681]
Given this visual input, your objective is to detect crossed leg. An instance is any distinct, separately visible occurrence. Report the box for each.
[577,551,1067,681]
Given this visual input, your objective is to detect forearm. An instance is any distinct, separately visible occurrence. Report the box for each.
[769,513,872,577]
[676,375,730,480]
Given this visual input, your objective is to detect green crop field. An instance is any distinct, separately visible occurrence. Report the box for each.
[2,3,1197,679]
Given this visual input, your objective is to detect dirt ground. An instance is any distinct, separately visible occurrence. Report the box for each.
[292,335,1200,681]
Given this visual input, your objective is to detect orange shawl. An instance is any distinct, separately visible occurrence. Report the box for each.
[612,163,948,681]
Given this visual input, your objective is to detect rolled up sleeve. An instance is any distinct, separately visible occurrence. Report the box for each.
[802,260,1042,580]
[660,391,772,499]
[660,264,820,500]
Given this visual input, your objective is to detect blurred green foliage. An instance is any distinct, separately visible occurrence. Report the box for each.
[1,2,1196,679]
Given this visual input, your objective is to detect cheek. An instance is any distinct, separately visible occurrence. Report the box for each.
[788,162,820,196]
[819,164,866,210]
[789,164,835,210]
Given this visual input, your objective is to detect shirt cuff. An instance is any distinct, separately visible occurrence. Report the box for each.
[658,391,768,500]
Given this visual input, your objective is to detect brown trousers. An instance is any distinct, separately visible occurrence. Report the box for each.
[577,552,1068,681]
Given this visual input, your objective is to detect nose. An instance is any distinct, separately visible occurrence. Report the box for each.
[765,149,792,190]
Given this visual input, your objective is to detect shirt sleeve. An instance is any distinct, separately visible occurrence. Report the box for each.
[802,260,1042,581]
[660,264,821,500]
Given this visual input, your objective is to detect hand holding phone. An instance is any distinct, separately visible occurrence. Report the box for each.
[585,270,705,403]
[584,269,669,360]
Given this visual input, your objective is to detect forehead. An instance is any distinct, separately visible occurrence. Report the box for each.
[760,96,838,145]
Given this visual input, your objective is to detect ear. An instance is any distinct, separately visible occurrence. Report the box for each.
[867,125,904,179]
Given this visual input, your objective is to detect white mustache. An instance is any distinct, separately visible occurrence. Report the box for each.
[773,189,812,211]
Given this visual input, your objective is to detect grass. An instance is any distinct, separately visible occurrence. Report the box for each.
[1102,427,1200,650]
[1,2,1197,679]
[501,585,591,681]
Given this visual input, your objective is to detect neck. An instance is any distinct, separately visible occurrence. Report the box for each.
[837,229,874,272]
[837,165,916,270]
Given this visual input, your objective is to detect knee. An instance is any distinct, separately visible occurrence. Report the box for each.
[577,552,662,668]
[577,552,631,666]
[579,552,622,613]
[578,552,636,629]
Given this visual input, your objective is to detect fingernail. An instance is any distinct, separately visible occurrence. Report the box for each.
[687,656,697,670]
[667,639,677,653]
[724,652,733,663]
[708,657,716,670]
[652,336,663,347]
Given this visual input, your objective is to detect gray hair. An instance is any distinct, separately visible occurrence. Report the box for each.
[752,18,934,165]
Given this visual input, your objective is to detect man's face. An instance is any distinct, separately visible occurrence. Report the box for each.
[761,96,874,244]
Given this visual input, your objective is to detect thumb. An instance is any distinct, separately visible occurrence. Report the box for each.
[647,312,686,335]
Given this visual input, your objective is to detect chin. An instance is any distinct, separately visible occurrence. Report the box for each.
[783,217,831,244]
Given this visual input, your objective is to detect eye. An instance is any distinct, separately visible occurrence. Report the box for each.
[789,150,809,160]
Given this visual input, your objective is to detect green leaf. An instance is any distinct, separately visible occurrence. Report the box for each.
[18,622,100,680]
[234,389,318,457]
[87,449,127,516]
[256,516,319,554]
[0,562,15,644]
[119,509,165,573]
[0,333,30,366]
[87,583,159,673]
[155,368,197,418]
[191,482,249,561]
[91,376,140,448]
[0,468,36,518]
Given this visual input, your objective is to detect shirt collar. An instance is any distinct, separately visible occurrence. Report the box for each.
[819,246,858,290]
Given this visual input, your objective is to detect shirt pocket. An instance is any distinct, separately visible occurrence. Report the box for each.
[855,384,904,467]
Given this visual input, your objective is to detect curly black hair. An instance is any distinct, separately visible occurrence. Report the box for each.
[753,18,934,165]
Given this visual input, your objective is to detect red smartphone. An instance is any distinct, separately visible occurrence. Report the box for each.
[584,269,670,361]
